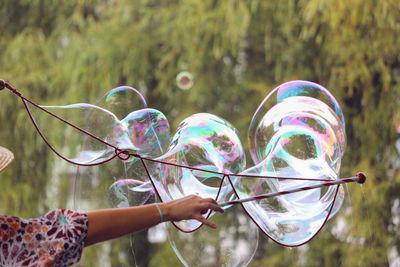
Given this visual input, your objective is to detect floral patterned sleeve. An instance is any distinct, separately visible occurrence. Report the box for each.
[0,209,88,267]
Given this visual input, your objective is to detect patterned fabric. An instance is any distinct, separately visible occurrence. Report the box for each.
[0,209,88,266]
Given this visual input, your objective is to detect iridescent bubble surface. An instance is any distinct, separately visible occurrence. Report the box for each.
[236,80,346,246]
[30,102,122,165]
[28,86,171,210]
[251,96,344,173]
[92,86,170,159]
[147,113,246,231]
[235,159,343,246]
[32,104,170,164]
[167,205,258,267]
[249,80,346,165]
[28,86,170,166]
[107,179,154,208]
[102,86,148,117]
[93,87,170,207]
[176,71,194,90]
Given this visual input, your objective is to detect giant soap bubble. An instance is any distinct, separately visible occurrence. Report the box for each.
[122,112,258,266]
[26,86,170,210]
[27,86,170,166]
[72,86,170,209]
[143,113,246,231]
[233,80,346,246]
[249,80,346,168]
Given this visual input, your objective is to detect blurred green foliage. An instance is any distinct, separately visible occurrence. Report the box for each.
[1,0,400,266]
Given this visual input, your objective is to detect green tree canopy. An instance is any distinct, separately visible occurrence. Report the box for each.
[1,0,399,266]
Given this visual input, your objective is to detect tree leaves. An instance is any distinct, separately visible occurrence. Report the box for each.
[1,0,399,265]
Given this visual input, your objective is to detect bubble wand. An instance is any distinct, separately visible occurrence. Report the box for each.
[219,172,366,207]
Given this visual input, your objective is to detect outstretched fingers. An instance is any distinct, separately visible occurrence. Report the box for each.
[193,198,224,228]
[166,195,224,228]
[194,214,217,229]
[199,202,224,214]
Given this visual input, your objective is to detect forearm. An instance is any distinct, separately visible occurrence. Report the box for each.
[84,195,223,247]
[85,203,169,246]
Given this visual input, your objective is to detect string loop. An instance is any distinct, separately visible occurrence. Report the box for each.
[114,149,131,161]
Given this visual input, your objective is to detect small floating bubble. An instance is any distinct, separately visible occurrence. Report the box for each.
[176,71,194,90]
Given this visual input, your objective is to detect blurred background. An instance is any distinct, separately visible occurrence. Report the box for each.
[1,0,400,266]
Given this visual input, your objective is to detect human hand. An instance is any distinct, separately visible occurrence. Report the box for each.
[161,195,224,229]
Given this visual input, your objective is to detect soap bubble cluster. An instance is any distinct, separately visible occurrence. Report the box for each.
[30,80,346,265]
